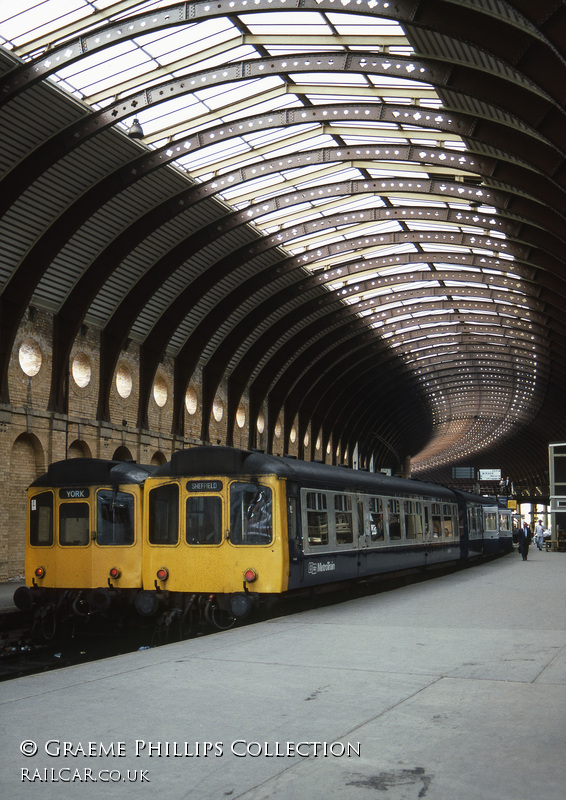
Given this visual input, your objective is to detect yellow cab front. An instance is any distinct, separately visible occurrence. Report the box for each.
[26,482,143,593]
[142,472,289,618]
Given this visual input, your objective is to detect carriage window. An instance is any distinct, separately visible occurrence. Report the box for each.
[404,500,423,539]
[499,513,511,531]
[443,503,454,538]
[306,492,328,546]
[230,483,273,545]
[369,497,384,541]
[59,503,89,546]
[30,492,53,546]
[484,511,497,531]
[186,496,222,544]
[468,506,480,534]
[97,490,135,545]
[388,498,401,540]
[432,503,442,538]
[149,483,179,544]
[287,496,298,542]
[334,494,353,544]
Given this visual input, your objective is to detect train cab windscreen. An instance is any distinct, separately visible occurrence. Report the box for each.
[96,490,135,545]
[186,496,222,544]
[230,483,273,544]
[59,503,89,546]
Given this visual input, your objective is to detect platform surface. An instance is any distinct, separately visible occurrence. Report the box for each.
[1,548,565,800]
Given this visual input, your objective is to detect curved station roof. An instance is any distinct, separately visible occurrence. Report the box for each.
[0,1,564,495]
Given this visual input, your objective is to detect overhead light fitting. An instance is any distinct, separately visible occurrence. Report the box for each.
[127,118,144,139]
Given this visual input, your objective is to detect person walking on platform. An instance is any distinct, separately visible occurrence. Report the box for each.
[518,521,532,561]
[534,520,545,551]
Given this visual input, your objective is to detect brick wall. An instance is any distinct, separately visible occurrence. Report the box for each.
[0,309,307,580]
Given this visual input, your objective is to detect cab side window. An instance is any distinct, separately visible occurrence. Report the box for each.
[30,492,53,546]
[149,483,179,544]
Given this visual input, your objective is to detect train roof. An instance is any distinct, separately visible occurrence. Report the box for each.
[154,446,457,500]
[451,487,512,509]
[30,458,157,489]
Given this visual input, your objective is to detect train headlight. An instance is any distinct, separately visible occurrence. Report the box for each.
[230,593,253,619]
[34,566,45,579]
[244,568,257,583]
[156,567,169,582]
[109,567,121,580]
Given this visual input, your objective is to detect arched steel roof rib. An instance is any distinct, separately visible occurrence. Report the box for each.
[0,1,542,101]
[192,256,552,432]
[275,346,430,462]
[101,173,564,430]
[276,324,544,454]
[50,160,566,420]
[9,91,564,410]
[1,21,565,215]
[158,246,528,448]
[242,312,550,446]
[2,64,563,257]
[315,368,429,469]
[1,1,566,485]
[4,66,566,412]
[149,218,550,389]
[1,0,563,109]
[236,282,544,456]
[227,303,359,444]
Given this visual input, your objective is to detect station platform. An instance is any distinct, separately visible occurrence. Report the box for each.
[1,548,565,800]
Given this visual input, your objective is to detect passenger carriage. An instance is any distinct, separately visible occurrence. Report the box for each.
[136,447,467,624]
[16,446,514,636]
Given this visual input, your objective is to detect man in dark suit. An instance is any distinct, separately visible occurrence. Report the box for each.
[518,522,532,561]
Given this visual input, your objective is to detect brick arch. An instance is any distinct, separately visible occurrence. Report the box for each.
[150,451,167,466]
[67,439,92,458]
[112,446,133,462]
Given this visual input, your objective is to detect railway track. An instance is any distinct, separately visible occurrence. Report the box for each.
[0,557,494,682]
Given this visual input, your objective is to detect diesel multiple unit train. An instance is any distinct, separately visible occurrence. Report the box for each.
[14,446,515,636]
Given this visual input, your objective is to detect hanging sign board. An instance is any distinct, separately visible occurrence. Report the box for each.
[478,469,501,481]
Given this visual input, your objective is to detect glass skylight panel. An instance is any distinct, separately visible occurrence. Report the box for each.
[0,0,89,48]
[244,126,335,159]
[326,13,407,36]
[239,12,331,34]
[136,19,237,60]
[175,137,253,174]
[192,73,282,111]
[57,43,153,95]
